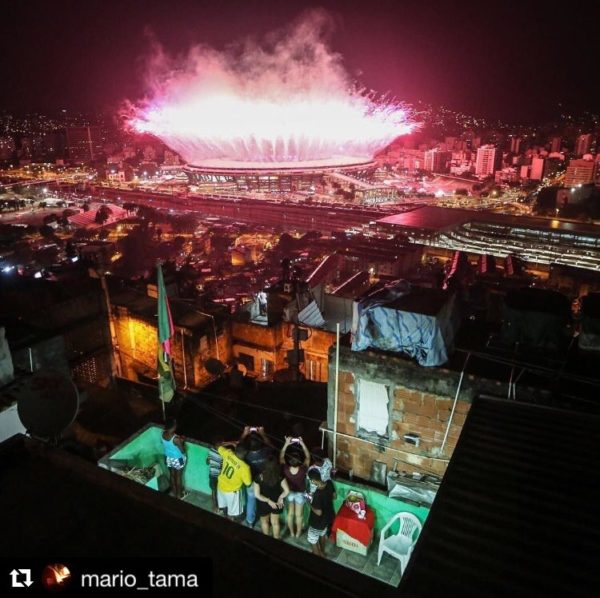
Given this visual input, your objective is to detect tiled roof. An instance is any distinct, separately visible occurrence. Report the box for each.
[67,203,128,228]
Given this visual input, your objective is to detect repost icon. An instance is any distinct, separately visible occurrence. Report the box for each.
[10,569,33,588]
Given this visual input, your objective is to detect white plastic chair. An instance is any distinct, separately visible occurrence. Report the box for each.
[377,512,422,573]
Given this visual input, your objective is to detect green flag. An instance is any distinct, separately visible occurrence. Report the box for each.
[157,263,175,403]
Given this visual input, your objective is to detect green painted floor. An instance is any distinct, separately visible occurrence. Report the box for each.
[183,490,401,587]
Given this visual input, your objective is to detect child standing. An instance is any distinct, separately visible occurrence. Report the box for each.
[280,436,310,538]
[161,418,187,499]
[206,437,224,512]
[216,442,252,520]
[307,447,333,495]
[254,457,290,539]
[306,469,336,557]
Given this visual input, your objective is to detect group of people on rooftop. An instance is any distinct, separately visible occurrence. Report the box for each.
[162,419,335,557]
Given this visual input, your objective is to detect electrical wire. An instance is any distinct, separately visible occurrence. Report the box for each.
[455,346,600,391]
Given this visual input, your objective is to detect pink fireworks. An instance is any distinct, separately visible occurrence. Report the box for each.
[126,11,415,165]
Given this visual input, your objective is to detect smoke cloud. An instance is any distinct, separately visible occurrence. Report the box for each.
[125,9,414,165]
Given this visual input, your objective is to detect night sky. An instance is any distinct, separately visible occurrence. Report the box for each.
[1,0,597,123]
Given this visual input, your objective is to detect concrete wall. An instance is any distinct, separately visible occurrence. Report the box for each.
[231,320,284,377]
[113,308,231,390]
[232,320,335,382]
[280,324,334,382]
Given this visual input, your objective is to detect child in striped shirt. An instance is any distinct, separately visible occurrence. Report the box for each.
[206,437,224,512]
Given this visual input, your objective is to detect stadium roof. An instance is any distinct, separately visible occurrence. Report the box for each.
[399,396,600,597]
[378,206,600,236]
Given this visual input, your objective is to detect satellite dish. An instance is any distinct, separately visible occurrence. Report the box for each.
[204,358,226,376]
[17,369,79,439]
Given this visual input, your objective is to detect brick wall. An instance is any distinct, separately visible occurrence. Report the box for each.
[332,369,465,478]
[327,347,487,480]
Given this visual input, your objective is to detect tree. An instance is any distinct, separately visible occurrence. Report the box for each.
[82,202,90,212]
[39,224,54,238]
[122,202,138,213]
[137,205,161,222]
[277,232,295,253]
[173,236,186,251]
[36,245,59,267]
[170,216,198,234]
[94,206,111,225]
[95,210,108,225]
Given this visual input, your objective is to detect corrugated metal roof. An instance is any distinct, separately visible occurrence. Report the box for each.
[298,299,325,328]
[306,253,342,287]
[331,271,370,297]
[400,396,600,597]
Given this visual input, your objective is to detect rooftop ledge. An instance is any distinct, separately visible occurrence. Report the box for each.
[99,423,431,588]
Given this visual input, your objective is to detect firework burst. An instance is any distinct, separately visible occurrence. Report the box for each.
[126,10,415,165]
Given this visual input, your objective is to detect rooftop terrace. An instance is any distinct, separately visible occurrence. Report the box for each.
[99,424,430,588]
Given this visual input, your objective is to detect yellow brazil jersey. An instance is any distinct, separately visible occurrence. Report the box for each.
[217,446,251,492]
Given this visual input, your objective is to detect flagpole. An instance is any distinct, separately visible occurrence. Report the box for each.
[158,259,165,423]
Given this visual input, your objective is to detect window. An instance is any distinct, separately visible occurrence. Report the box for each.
[237,352,255,372]
[306,359,322,381]
[356,379,389,437]
[260,358,273,378]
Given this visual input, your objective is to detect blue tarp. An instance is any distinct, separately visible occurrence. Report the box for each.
[351,290,457,367]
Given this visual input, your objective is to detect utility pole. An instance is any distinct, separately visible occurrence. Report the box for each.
[283,259,307,382]
[95,257,122,382]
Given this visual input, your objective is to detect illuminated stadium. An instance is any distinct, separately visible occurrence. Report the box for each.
[127,13,414,193]
[184,157,378,192]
